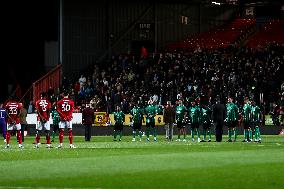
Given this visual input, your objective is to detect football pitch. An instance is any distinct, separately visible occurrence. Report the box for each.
[0,135,284,189]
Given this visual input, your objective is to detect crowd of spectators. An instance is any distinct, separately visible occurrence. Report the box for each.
[55,44,283,117]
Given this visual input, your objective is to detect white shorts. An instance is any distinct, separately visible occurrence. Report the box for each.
[59,121,72,129]
[36,121,50,131]
[7,123,21,131]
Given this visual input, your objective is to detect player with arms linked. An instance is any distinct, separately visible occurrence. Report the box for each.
[35,92,52,148]
[56,91,75,148]
[5,96,23,148]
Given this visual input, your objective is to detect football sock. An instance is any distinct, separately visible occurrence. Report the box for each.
[46,132,51,144]
[196,129,200,138]
[208,130,211,140]
[119,131,122,139]
[68,129,73,144]
[203,130,207,140]
[146,127,150,138]
[59,129,64,143]
[153,127,157,137]
[139,131,142,139]
[113,130,117,139]
[249,130,252,140]
[52,131,55,141]
[36,131,40,144]
[6,131,11,144]
[234,129,238,140]
[133,131,136,139]
[17,130,22,144]
[191,129,194,139]
[228,129,232,140]
[2,126,6,139]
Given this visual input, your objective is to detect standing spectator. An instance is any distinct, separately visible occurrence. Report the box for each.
[56,91,75,148]
[35,92,52,148]
[5,96,23,148]
[164,101,175,141]
[82,104,94,141]
[0,102,7,143]
[212,96,226,142]
[19,104,27,142]
[79,75,86,90]
[27,100,34,114]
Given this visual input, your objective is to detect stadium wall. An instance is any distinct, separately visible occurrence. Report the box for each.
[62,0,237,77]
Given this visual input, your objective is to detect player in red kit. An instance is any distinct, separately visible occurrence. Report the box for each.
[56,91,75,148]
[5,96,23,148]
[35,92,52,148]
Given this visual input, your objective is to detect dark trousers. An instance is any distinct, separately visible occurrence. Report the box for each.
[215,122,223,142]
[85,124,92,141]
[21,124,27,142]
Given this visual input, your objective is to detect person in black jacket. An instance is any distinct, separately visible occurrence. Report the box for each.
[212,96,226,142]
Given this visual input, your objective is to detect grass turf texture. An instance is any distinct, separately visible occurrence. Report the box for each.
[0,135,283,189]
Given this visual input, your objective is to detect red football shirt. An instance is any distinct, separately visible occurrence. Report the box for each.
[57,97,75,121]
[35,98,52,121]
[5,101,22,124]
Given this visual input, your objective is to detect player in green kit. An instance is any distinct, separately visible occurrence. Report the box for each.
[130,102,144,141]
[251,100,262,142]
[242,97,253,142]
[189,100,201,142]
[113,105,125,141]
[200,104,212,142]
[175,100,187,141]
[144,100,158,142]
[51,106,60,142]
[225,97,239,142]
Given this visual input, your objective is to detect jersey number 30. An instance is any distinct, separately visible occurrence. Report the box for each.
[62,103,71,112]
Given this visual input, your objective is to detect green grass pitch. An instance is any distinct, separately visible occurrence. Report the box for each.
[0,135,284,189]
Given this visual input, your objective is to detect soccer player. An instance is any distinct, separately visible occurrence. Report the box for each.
[5,96,23,148]
[200,104,212,142]
[130,102,143,141]
[144,100,159,142]
[35,92,52,148]
[242,97,252,142]
[189,100,201,142]
[56,91,75,148]
[175,100,187,141]
[251,100,262,142]
[51,106,60,142]
[113,105,125,141]
[225,97,239,142]
[0,102,7,143]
